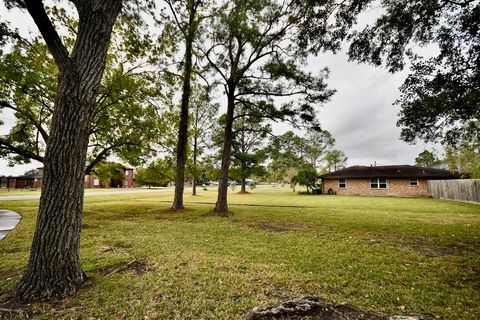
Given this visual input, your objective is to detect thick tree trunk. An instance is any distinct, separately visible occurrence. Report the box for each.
[241,178,246,193]
[172,1,196,210]
[15,1,121,302]
[214,92,235,214]
[192,135,198,196]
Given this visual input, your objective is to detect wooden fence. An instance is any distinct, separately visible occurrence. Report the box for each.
[428,179,480,203]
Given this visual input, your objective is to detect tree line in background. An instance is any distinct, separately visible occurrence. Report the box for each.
[0,0,478,302]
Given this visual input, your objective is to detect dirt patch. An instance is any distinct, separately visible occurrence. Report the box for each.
[396,236,479,257]
[0,298,86,320]
[246,296,428,320]
[98,259,153,277]
[246,296,387,320]
[237,191,251,194]
[0,303,30,320]
[0,270,22,281]
[246,222,308,233]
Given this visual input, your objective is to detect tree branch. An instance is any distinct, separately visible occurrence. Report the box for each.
[24,0,70,70]
[0,137,44,163]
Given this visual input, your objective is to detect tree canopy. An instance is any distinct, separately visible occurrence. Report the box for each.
[0,11,162,173]
[298,0,479,146]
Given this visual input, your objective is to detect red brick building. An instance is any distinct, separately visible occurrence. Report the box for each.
[320,165,461,197]
[6,176,37,189]
[37,166,138,189]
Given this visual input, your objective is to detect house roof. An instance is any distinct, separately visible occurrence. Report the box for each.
[319,165,462,179]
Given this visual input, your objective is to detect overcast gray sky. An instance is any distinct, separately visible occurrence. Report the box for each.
[0,4,434,176]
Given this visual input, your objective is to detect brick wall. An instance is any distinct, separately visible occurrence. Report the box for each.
[322,178,428,197]
[124,168,134,188]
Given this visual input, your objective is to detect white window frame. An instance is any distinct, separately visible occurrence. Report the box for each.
[338,178,346,189]
[371,178,388,189]
[410,178,418,186]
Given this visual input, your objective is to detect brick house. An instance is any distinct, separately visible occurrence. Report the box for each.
[319,165,461,197]
[6,176,37,189]
[37,166,138,189]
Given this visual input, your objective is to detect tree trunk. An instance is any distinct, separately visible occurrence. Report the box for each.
[172,0,196,210]
[15,1,121,302]
[192,134,198,196]
[214,92,235,214]
[241,178,246,193]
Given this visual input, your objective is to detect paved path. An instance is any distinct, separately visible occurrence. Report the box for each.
[0,188,174,201]
[0,209,21,240]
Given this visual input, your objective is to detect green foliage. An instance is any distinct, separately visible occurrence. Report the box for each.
[135,158,175,187]
[292,165,319,194]
[201,0,334,128]
[188,84,220,182]
[266,131,308,183]
[303,129,334,168]
[444,146,480,179]
[23,169,37,177]
[229,107,271,189]
[267,129,337,182]
[94,162,125,186]
[323,149,348,172]
[298,0,479,146]
[415,150,441,168]
[0,11,163,170]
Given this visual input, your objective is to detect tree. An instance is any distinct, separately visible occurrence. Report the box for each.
[229,107,270,193]
[445,145,480,178]
[0,12,161,172]
[189,85,219,195]
[94,162,126,187]
[303,129,334,168]
[292,165,318,194]
[23,169,37,177]
[136,158,175,187]
[266,131,309,184]
[444,125,480,178]
[167,0,203,210]
[200,0,334,213]
[415,150,441,168]
[323,149,348,172]
[4,0,123,301]
[297,0,479,146]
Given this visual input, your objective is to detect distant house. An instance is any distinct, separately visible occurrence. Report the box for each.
[6,175,37,189]
[319,165,462,197]
[36,166,138,189]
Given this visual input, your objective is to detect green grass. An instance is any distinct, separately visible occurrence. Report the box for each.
[1,187,479,319]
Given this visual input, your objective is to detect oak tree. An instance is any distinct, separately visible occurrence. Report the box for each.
[4,0,124,301]
[0,12,161,173]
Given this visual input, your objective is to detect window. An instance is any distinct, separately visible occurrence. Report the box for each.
[371,178,387,189]
[338,178,346,188]
[410,178,418,186]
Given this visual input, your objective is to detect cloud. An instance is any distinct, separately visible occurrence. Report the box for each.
[308,51,433,167]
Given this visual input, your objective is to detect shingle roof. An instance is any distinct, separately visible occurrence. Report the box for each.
[319,165,462,179]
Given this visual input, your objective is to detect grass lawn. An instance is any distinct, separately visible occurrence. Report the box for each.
[0,187,479,319]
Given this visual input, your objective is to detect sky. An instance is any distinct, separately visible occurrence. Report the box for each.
[0,3,435,176]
